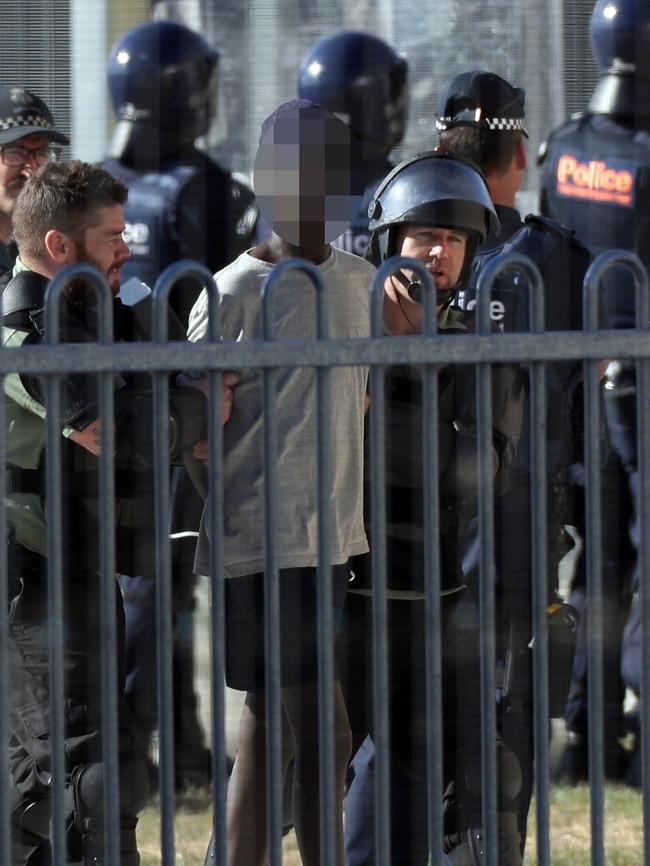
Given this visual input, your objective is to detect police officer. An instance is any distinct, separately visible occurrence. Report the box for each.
[298,30,409,258]
[4,160,213,865]
[341,152,525,866]
[436,70,588,852]
[104,19,259,789]
[539,0,645,784]
[0,85,69,281]
[105,19,259,325]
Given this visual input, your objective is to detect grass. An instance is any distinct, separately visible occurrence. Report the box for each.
[136,783,643,865]
[137,789,303,866]
[526,784,644,866]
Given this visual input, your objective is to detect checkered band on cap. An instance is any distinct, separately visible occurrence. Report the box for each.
[0,113,54,133]
[436,116,526,132]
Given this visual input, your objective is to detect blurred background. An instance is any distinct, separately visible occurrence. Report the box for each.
[0,0,599,216]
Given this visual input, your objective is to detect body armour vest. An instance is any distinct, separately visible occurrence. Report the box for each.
[2,269,206,576]
[349,308,523,598]
[104,153,258,302]
[458,211,589,335]
[456,210,592,599]
[539,112,650,328]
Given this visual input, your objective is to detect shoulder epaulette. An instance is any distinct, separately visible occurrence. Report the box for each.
[523,213,575,241]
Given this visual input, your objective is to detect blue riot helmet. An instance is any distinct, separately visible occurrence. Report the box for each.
[589,0,650,116]
[107,20,219,148]
[366,151,499,303]
[298,31,408,163]
[590,0,647,72]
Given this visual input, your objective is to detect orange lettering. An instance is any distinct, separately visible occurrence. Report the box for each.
[556,153,635,206]
[616,171,633,193]
[557,155,577,184]
[600,169,617,191]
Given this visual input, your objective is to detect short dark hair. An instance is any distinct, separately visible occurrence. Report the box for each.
[13,160,128,261]
[438,126,521,177]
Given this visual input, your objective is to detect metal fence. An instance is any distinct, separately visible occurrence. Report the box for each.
[1,250,648,865]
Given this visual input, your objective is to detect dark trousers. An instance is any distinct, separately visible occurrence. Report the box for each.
[8,557,145,865]
[340,592,480,866]
[565,389,637,754]
[119,466,208,780]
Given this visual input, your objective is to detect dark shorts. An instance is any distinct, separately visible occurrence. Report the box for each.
[224,563,351,691]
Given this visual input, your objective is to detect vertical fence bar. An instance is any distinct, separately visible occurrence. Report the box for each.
[153,261,220,865]
[474,262,499,866]
[151,308,174,866]
[524,258,551,866]
[366,256,439,866]
[632,257,650,866]
[260,263,285,866]
[152,268,179,866]
[203,266,228,866]
[640,348,650,866]
[474,252,549,865]
[44,265,81,866]
[314,262,336,866]
[0,368,9,866]
[418,260,444,865]
[95,272,120,866]
[583,250,649,866]
[368,260,390,866]
[262,258,338,866]
[581,250,632,866]
[614,252,650,866]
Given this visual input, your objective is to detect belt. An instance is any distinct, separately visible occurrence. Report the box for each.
[6,466,43,494]
[5,466,153,497]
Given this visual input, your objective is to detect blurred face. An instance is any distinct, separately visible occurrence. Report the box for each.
[397,224,467,293]
[71,204,131,295]
[254,105,363,249]
[0,132,51,219]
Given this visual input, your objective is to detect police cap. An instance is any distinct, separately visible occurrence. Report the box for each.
[435,71,527,137]
[0,86,69,146]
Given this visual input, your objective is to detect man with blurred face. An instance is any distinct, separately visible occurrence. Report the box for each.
[0,85,68,276]
[190,99,371,866]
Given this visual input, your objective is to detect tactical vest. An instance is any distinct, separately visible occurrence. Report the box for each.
[350,307,523,597]
[457,214,591,598]
[539,112,650,328]
[1,270,205,577]
[104,155,258,322]
[459,213,589,334]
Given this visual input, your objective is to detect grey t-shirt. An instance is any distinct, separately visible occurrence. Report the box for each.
[188,246,373,577]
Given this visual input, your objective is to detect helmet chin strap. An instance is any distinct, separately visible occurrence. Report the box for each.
[394,270,456,307]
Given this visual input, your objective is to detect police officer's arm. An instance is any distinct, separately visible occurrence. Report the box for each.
[489,363,525,491]
[449,362,525,499]
[12,347,120,459]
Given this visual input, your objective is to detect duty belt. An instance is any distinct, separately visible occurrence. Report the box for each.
[5,466,154,497]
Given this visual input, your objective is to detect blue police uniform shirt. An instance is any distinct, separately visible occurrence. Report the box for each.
[540,112,650,329]
[456,202,588,602]
[455,204,525,331]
